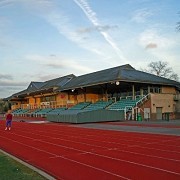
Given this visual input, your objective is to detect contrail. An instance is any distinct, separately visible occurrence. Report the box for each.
[73,0,127,62]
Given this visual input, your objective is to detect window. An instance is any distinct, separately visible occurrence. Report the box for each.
[40,95,56,102]
[150,86,162,93]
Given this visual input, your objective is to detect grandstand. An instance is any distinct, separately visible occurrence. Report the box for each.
[5,64,180,123]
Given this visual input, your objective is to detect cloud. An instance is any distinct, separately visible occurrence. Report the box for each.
[19,0,112,58]
[23,52,97,80]
[139,29,175,49]
[138,29,179,77]
[77,25,118,34]
[25,54,93,74]
[0,85,26,98]
[132,8,153,23]
[73,0,127,62]
[0,15,12,47]
[46,59,93,74]
[0,80,27,87]
[30,73,62,82]
[0,16,9,28]
[3,0,126,65]
[0,74,13,80]
[145,43,157,49]
[45,62,64,69]
[0,38,9,47]
[0,0,14,8]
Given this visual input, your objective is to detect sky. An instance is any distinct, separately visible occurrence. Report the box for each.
[0,0,180,98]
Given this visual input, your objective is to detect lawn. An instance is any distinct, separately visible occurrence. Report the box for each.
[0,151,47,180]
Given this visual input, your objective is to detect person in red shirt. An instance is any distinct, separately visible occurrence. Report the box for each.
[5,110,13,130]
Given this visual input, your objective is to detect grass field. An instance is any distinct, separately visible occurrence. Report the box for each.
[0,152,47,180]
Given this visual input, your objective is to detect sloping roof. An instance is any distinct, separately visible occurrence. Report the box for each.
[120,68,179,86]
[27,82,44,91]
[12,89,29,98]
[12,74,75,97]
[60,64,180,90]
[40,74,75,90]
[10,64,180,98]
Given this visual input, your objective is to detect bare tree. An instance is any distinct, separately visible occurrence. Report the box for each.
[141,61,179,82]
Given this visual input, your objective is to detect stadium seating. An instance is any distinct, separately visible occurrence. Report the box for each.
[84,100,113,111]
[11,96,145,118]
[34,108,53,117]
[69,102,91,110]
[47,107,66,115]
[27,109,42,117]
[12,108,30,116]
[108,97,141,111]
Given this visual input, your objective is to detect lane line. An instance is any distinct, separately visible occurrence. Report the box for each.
[8,130,180,162]
[0,132,180,176]
[0,136,130,180]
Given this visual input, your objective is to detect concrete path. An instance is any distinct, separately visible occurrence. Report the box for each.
[74,120,180,136]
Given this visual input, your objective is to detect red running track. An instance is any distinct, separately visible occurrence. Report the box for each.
[0,121,180,180]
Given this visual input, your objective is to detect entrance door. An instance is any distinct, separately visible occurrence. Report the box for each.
[144,108,150,120]
[156,107,162,120]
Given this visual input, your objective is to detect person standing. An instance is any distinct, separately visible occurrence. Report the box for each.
[5,110,13,130]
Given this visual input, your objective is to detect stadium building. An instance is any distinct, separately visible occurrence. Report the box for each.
[8,64,180,123]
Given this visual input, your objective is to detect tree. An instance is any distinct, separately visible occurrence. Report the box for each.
[0,99,4,113]
[141,61,179,82]
[0,99,10,113]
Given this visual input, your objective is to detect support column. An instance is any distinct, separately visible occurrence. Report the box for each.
[83,87,86,102]
[140,88,143,97]
[105,84,108,101]
[132,84,135,100]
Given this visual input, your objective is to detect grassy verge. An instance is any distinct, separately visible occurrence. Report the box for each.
[0,151,47,180]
